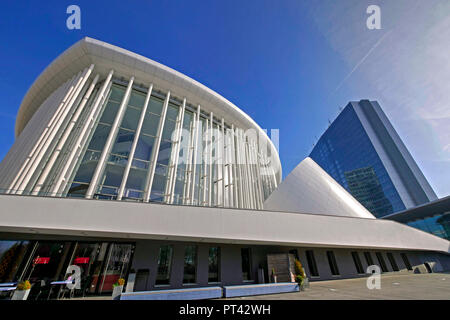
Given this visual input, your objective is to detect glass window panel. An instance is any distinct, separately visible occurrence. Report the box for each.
[401,253,412,270]
[99,101,120,125]
[208,247,220,283]
[131,158,149,170]
[306,250,319,277]
[171,167,186,205]
[148,96,163,115]
[0,240,31,283]
[183,111,193,130]
[73,158,98,184]
[99,185,117,196]
[88,124,111,151]
[156,245,173,285]
[67,182,89,197]
[109,85,126,102]
[241,248,252,281]
[351,252,364,274]
[101,164,125,189]
[375,252,388,272]
[183,245,197,284]
[150,164,168,201]
[128,91,146,109]
[326,251,340,276]
[124,190,143,199]
[134,135,155,161]
[141,113,160,137]
[387,252,399,271]
[111,129,135,157]
[125,167,146,192]
[157,141,173,166]
[364,252,374,266]
[108,154,128,166]
[162,120,177,141]
[121,106,141,131]
[166,104,179,121]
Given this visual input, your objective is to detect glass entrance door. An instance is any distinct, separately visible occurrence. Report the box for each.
[12,240,135,299]
[97,243,134,294]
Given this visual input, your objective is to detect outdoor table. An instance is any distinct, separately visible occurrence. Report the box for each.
[0,287,16,292]
[0,282,17,287]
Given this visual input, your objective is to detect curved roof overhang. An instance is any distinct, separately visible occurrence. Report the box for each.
[15,37,281,182]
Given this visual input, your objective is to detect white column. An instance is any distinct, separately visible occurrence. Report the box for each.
[234,127,243,208]
[208,113,213,206]
[85,76,135,199]
[16,65,94,194]
[117,84,154,201]
[202,118,209,206]
[189,105,201,205]
[250,141,262,210]
[230,125,238,208]
[182,117,195,204]
[252,141,264,210]
[243,133,252,209]
[221,119,226,207]
[51,70,114,195]
[236,128,243,208]
[31,73,100,195]
[250,142,259,209]
[244,140,254,209]
[142,91,171,202]
[225,127,234,207]
[167,98,186,204]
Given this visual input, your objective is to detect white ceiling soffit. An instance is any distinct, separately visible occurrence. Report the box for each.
[264,157,376,219]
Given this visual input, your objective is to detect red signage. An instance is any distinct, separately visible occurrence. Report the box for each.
[74,257,90,264]
[33,257,50,265]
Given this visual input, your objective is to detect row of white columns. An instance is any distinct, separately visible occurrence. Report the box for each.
[9,67,275,209]
[9,64,95,195]
[54,71,114,196]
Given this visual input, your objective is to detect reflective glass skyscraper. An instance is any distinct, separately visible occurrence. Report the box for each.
[310,100,437,218]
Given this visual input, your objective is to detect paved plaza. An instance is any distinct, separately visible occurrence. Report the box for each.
[225,273,450,300]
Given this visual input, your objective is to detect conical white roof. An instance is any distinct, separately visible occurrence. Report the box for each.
[264,157,376,219]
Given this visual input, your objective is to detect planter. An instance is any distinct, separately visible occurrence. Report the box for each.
[11,289,30,300]
[298,278,309,291]
[112,285,124,300]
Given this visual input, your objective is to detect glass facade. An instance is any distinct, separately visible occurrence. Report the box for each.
[406,213,450,240]
[310,104,405,217]
[16,76,278,210]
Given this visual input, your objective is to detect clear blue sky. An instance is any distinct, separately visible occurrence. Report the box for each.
[0,1,448,196]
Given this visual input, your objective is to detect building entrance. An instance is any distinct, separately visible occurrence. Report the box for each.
[0,240,134,300]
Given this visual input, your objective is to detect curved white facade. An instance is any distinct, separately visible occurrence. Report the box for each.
[0,37,281,209]
[264,157,376,219]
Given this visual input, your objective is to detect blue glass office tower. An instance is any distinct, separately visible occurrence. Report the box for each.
[310,100,437,218]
